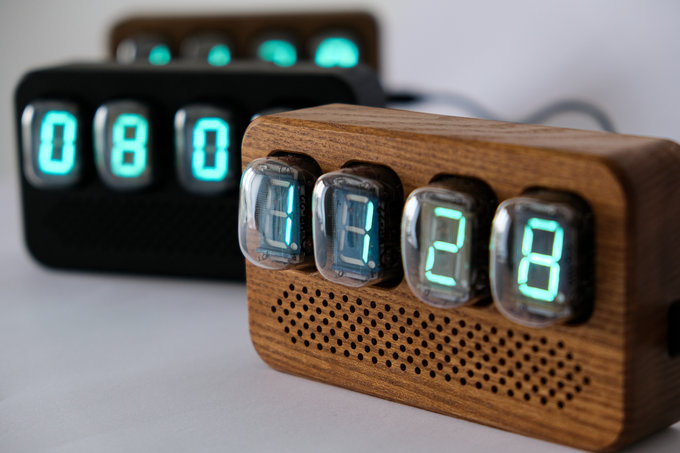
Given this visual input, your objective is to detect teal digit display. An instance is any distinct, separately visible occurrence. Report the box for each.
[192,117,229,181]
[148,44,171,65]
[116,37,171,64]
[175,105,232,194]
[260,179,299,252]
[207,44,231,66]
[314,36,360,68]
[257,39,297,67]
[490,192,593,327]
[517,217,564,302]
[240,155,320,270]
[94,101,152,190]
[111,113,148,178]
[22,101,80,187]
[313,166,402,287]
[333,191,379,272]
[402,183,491,308]
[423,207,466,287]
[38,111,77,175]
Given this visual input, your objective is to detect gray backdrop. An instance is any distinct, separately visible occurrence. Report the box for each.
[1,0,680,180]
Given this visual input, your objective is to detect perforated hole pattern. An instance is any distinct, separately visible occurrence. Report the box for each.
[272,284,591,409]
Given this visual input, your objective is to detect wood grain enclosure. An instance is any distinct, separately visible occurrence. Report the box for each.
[242,104,680,451]
[109,11,379,71]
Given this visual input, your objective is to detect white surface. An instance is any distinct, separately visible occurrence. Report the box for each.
[1,179,680,453]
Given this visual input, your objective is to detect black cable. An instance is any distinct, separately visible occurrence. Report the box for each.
[386,90,616,132]
[520,99,615,132]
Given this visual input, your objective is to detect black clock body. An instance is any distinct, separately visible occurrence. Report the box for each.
[14,62,384,279]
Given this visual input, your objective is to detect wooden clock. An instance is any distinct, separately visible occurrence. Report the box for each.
[109,11,379,72]
[240,104,680,451]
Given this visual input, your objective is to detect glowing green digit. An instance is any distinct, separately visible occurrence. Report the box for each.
[424,207,466,287]
[362,200,374,264]
[111,113,148,178]
[314,37,360,68]
[337,194,375,267]
[264,179,295,249]
[38,111,77,175]
[148,44,171,65]
[192,117,229,181]
[257,40,297,67]
[517,217,563,302]
[207,44,231,66]
[285,184,294,246]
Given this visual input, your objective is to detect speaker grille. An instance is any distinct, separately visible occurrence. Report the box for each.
[44,194,235,256]
[271,284,591,409]
[26,190,244,278]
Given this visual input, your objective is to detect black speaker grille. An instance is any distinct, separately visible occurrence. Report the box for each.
[26,190,244,279]
[43,194,235,257]
[272,284,591,409]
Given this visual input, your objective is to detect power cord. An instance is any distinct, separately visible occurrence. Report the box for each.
[386,91,616,132]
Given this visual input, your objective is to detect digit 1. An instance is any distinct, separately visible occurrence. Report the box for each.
[338,194,374,267]
[38,111,77,175]
[111,113,148,178]
[192,117,229,181]
[264,179,296,250]
[517,217,564,302]
[285,184,295,247]
[424,207,466,287]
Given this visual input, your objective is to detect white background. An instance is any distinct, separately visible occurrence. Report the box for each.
[2,0,680,179]
[1,1,679,452]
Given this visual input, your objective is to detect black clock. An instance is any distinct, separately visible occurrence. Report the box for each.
[14,62,384,279]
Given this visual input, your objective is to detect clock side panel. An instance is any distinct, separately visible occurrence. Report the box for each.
[613,138,680,446]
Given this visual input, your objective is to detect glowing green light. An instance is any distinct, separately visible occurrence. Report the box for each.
[111,113,148,178]
[257,39,297,67]
[361,234,369,264]
[365,201,374,231]
[336,193,377,269]
[424,243,458,287]
[362,201,375,264]
[314,36,360,68]
[286,185,295,214]
[263,179,297,250]
[285,184,295,246]
[207,44,231,66]
[424,207,466,287]
[191,117,229,181]
[38,110,77,175]
[148,44,171,65]
[517,217,564,302]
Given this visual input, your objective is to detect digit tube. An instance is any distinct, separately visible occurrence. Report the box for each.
[175,105,234,194]
[489,189,594,327]
[312,163,402,287]
[21,101,81,188]
[93,100,152,190]
[238,154,321,270]
[401,176,496,308]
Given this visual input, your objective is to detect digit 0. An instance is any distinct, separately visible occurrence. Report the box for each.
[111,113,148,178]
[192,117,229,181]
[517,217,563,302]
[38,111,77,175]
